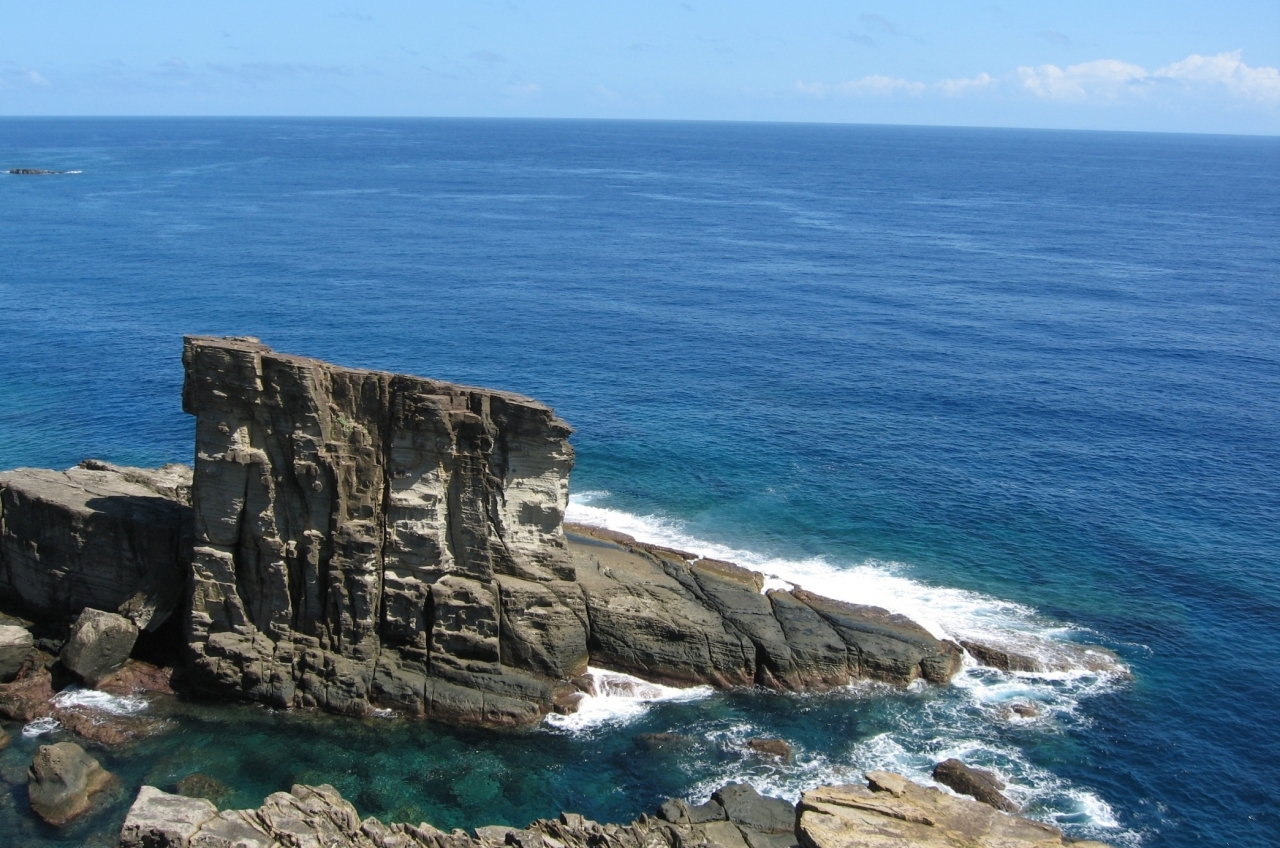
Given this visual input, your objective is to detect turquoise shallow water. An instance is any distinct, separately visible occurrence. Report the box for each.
[0,119,1278,847]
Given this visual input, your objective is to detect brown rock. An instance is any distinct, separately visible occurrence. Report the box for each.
[27,741,114,825]
[53,704,167,747]
[95,660,177,696]
[932,759,1019,813]
[747,738,793,761]
[0,662,55,722]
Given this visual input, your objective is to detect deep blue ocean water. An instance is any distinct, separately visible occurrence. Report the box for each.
[0,119,1277,847]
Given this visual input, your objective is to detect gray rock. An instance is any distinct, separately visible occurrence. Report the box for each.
[0,460,192,630]
[119,785,218,848]
[712,783,797,834]
[932,758,1019,813]
[0,623,33,681]
[27,741,114,825]
[61,608,139,684]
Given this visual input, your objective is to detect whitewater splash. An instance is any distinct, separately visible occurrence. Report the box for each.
[544,667,713,732]
[564,491,1135,844]
[51,687,150,716]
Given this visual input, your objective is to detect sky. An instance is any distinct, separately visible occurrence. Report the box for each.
[1,1,1278,133]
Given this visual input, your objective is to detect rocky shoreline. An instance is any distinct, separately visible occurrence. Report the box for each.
[114,770,1113,848]
[0,337,1126,844]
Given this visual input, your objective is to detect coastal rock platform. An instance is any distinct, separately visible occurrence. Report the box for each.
[117,772,1114,848]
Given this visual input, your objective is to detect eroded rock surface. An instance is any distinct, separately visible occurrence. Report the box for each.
[798,772,1114,848]
[180,337,961,723]
[0,622,33,681]
[62,608,140,684]
[28,741,114,825]
[118,774,1115,848]
[0,460,192,630]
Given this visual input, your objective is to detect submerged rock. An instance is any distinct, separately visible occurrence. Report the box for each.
[175,772,233,805]
[932,758,1019,813]
[27,741,114,825]
[746,737,793,761]
[62,608,139,684]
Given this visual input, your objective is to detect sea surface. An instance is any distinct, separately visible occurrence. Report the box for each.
[0,119,1277,848]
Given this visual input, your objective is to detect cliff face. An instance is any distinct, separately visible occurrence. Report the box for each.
[182,336,577,722]
[180,337,961,722]
[0,337,960,725]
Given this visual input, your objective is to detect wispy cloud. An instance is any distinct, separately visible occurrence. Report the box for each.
[503,81,541,96]
[470,50,505,65]
[1039,30,1070,46]
[1018,51,1280,102]
[859,14,898,36]
[796,50,1279,107]
[937,73,995,96]
[797,75,924,98]
[1018,59,1148,100]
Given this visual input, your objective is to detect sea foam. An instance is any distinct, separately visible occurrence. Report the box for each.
[564,492,1135,842]
[544,667,713,732]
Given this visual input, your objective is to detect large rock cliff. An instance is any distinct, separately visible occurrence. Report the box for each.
[0,337,961,726]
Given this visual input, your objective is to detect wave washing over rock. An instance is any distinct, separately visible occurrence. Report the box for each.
[565,492,1133,841]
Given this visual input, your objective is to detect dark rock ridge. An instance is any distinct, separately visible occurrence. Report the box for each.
[117,773,1114,848]
[0,460,193,631]
[932,758,1019,813]
[0,337,962,727]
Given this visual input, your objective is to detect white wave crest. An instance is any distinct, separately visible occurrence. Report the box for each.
[544,667,712,732]
[22,716,62,737]
[564,493,1137,843]
[51,687,149,716]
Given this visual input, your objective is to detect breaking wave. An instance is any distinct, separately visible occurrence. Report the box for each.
[563,491,1136,843]
[544,667,713,732]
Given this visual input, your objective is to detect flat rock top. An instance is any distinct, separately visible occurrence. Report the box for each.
[184,334,554,413]
[0,461,192,511]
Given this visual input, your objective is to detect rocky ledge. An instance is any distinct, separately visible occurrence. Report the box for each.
[0,337,965,728]
[117,771,1114,848]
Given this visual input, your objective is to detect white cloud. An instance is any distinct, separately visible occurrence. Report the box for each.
[797,75,924,98]
[1018,59,1148,100]
[1017,51,1280,103]
[1155,50,1280,102]
[937,72,994,96]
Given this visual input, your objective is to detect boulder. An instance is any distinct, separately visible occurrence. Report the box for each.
[119,785,217,848]
[95,659,177,696]
[61,608,139,684]
[0,460,192,630]
[713,783,797,834]
[0,623,33,681]
[932,759,1019,813]
[27,741,114,825]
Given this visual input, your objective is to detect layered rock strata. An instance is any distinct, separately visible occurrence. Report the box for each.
[117,774,1114,848]
[0,460,193,631]
[179,337,961,723]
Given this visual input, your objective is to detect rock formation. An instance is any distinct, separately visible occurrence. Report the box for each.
[117,774,1114,848]
[931,759,1018,813]
[0,621,33,681]
[27,741,114,825]
[0,460,193,631]
[0,337,962,727]
[61,608,140,684]
[179,337,962,723]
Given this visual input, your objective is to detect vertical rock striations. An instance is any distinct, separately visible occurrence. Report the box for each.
[181,336,577,723]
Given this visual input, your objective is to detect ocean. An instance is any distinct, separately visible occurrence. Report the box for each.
[0,118,1277,847]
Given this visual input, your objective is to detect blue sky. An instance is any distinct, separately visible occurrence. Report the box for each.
[2,1,1277,133]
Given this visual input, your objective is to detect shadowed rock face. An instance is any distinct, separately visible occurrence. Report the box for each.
[0,461,193,631]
